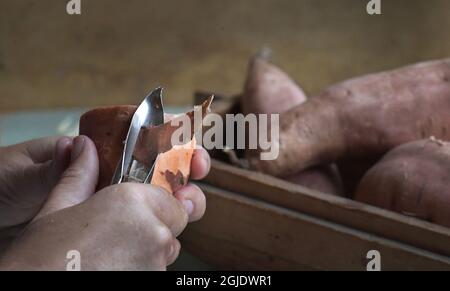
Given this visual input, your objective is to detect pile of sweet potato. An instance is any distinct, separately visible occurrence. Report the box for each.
[212,53,450,228]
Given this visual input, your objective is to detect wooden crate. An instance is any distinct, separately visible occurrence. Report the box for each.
[180,160,450,270]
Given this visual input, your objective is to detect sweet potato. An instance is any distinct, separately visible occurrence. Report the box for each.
[283,164,342,195]
[248,59,450,177]
[243,55,307,114]
[79,99,211,192]
[242,55,343,195]
[355,138,450,227]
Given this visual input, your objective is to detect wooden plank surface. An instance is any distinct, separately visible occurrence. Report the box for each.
[203,160,450,257]
[1,0,450,111]
[181,184,450,270]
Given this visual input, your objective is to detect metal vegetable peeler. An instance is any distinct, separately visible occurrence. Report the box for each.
[111,87,165,185]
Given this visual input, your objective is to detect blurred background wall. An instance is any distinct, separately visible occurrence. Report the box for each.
[0,0,449,112]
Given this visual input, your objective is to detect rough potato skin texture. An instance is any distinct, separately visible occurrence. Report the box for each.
[355,139,450,227]
[249,59,450,176]
[79,105,136,190]
[243,57,343,195]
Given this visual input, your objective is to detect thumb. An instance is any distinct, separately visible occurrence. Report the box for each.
[36,136,99,219]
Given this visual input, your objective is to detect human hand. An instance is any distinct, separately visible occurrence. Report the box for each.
[0,182,203,270]
[0,137,73,250]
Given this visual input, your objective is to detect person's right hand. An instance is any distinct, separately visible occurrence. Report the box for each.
[0,136,208,270]
[0,183,194,270]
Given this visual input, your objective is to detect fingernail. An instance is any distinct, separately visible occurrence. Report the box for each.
[182,199,194,216]
[71,136,85,161]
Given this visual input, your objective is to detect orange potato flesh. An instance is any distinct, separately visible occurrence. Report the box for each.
[150,137,196,193]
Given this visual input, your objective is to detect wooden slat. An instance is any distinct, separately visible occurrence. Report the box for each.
[203,160,450,256]
[181,184,450,270]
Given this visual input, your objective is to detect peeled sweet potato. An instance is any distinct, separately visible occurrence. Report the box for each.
[355,138,450,227]
[248,59,450,177]
[242,55,343,195]
[79,100,211,193]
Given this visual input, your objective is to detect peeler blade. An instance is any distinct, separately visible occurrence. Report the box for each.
[111,87,165,185]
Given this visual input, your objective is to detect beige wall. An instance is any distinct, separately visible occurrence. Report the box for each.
[0,0,449,111]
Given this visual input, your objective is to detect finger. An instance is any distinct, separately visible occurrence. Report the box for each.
[17,136,66,163]
[21,137,72,195]
[137,184,189,237]
[190,147,211,180]
[36,136,99,219]
[166,239,181,267]
[174,183,206,222]
[0,137,73,225]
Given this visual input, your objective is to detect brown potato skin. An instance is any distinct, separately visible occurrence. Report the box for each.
[243,57,343,195]
[79,105,136,190]
[243,56,307,114]
[355,139,450,227]
[249,59,450,177]
[284,164,342,195]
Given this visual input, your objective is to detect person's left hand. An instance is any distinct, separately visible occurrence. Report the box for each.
[0,137,73,249]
